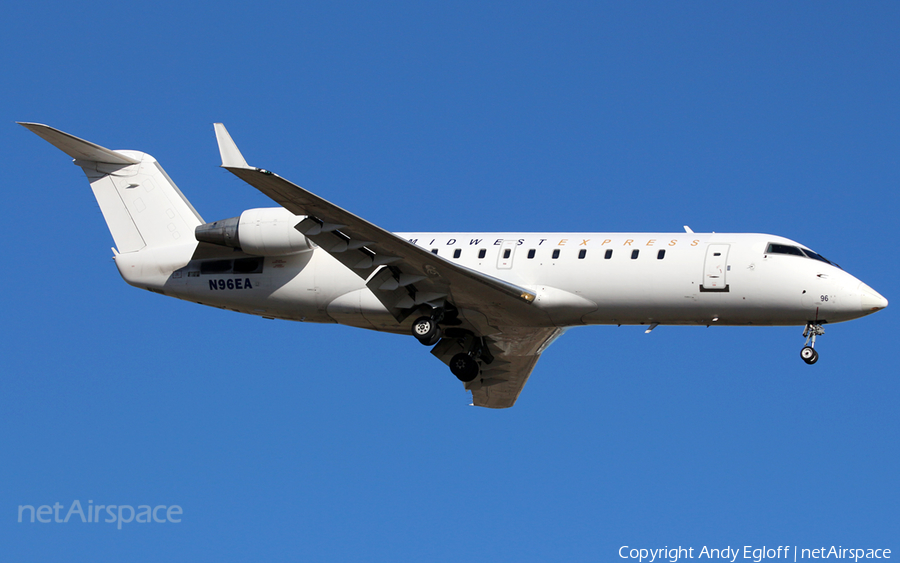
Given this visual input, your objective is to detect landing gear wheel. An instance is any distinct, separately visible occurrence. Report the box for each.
[449,353,479,382]
[800,346,819,365]
[423,330,441,346]
[412,316,440,345]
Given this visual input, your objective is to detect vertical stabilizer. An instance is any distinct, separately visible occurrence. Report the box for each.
[19,123,203,254]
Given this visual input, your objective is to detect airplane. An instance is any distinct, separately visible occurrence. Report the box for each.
[19,122,888,408]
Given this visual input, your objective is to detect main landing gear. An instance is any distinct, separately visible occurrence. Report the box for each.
[412,313,442,346]
[449,352,480,382]
[800,323,825,365]
[410,307,490,383]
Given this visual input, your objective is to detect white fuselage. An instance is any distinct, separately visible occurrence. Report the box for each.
[116,228,884,334]
[21,122,888,406]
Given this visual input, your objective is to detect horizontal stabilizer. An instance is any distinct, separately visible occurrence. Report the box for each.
[214,123,249,168]
[17,122,139,165]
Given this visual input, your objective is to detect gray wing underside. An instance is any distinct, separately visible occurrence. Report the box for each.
[431,326,565,408]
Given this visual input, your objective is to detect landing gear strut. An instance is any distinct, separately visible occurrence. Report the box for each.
[801,323,825,365]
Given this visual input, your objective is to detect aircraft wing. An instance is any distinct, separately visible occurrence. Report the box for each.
[213,123,543,327]
[214,124,559,408]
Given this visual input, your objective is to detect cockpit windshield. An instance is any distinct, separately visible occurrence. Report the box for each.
[765,243,841,269]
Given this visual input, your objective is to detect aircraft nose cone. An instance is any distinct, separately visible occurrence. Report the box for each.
[859,282,888,313]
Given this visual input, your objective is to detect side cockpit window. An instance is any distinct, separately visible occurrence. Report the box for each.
[766,243,805,257]
[765,243,841,269]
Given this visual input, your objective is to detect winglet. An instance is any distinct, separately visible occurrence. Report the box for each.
[18,122,140,165]
[214,123,250,168]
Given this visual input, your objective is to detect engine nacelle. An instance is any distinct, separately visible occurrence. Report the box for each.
[195,207,312,256]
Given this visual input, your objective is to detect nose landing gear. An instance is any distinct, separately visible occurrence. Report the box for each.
[800,323,825,365]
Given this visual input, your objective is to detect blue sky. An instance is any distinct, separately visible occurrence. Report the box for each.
[2,2,897,561]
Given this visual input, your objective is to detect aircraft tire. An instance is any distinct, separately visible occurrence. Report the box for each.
[423,328,442,346]
[412,316,439,345]
[800,346,818,364]
[450,353,479,382]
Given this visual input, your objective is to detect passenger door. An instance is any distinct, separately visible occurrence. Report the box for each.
[701,244,730,292]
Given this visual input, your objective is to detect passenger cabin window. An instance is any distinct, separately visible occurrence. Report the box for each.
[631,249,639,259]
[453,249,461,259]
[478,249,486,259]
[431,248,439,255]
[657,250,666,260]
[578,249,587,259]
[527,249,536,259]
[552,249,560,259]
[605,249,613,259]
[503,249,511,259]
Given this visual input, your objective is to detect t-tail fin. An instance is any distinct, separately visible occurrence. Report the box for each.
[19,122,204,253]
